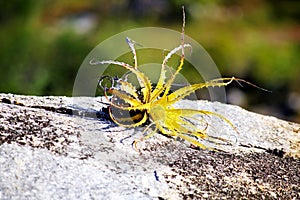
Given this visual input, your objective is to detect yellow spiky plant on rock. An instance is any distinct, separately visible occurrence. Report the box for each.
[90,7,261,149]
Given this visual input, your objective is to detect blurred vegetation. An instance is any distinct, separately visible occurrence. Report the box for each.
[0,0,299,122]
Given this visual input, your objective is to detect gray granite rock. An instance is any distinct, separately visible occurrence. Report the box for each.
[0,94,299,199]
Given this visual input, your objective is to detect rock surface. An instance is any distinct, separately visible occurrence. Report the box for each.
[0,93,299,199]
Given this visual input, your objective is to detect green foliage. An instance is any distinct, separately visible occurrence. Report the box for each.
[0,1,93,95]
[0,0,299,99]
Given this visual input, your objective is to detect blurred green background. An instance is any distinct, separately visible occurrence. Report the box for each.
[0,0,299,122]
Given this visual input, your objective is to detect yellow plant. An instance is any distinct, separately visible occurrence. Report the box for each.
[90,7,264,149]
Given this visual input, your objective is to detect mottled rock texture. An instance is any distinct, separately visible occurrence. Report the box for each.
[0,94,299,199]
